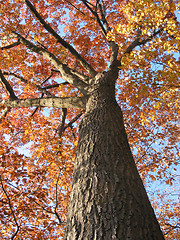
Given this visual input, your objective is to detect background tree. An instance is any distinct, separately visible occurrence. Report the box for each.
[0,0,179,239]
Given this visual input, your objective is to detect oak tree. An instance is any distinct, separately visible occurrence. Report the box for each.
[0,0,179,239]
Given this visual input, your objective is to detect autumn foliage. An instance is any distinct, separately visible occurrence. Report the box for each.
[0,0,179,239]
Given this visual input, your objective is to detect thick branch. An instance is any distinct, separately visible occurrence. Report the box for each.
[24,0,96,77]
[12,32,89,95]
[0,70,18,100]
[47,68,89,82]
[57,108,67,138]
[124,37,141,55]
[109,42,119,68]
[0,40,20,50]
[1,96,86,109]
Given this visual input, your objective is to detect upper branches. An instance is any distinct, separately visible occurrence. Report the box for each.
[10,32,89,95]
[81,0,108,37]
[23,0,96,77]
[117,27,164,67]
[0,30,88,111]
[0,66,86,110]
[80,0,119,68]
[124,29,163,55]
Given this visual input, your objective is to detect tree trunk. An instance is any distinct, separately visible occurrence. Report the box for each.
[63,70,164,240]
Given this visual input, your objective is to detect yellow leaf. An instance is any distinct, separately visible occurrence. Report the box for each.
[25,130,29,135]
[151,116,155,121]
[30,135,34,140]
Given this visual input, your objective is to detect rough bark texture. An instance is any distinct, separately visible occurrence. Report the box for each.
[1,96,85,109]
[63,70,164,240]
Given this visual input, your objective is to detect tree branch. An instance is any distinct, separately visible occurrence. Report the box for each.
[0,107,10,122]
[64,111,84,130]
[139,29,163,46]
[64,0,86,16]
[97,1,110,33]
[55,110,83,140]
[81,0,107,37]
[57,108,67,138]
[118,28,164,66]
[11,32,89,95]
[0,70,18,100]
[24,0,96,77]
[3,72,54,97]
[151,61,180,74]
[80,1,118,69]
[41,72,53,85]
[43,82,69,90]
[164,223,180,236]
[5,180,66,225]
[54,171,62,224]
[0,40,20,50]
[0,176,20,239]
[1,96,86,109]
[109,42,119,68]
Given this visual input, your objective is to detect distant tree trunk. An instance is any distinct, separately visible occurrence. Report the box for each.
[63,69,165,240]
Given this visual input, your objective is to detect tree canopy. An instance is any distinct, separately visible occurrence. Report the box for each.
[0,0,179,239]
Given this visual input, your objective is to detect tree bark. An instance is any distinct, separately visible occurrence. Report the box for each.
[1,96,85,109]
[63,69,164,240]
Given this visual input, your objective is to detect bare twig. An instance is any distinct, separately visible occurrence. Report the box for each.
[3,72,54,97]
[151,61,180,74]
[43,82,69,89]
[64,0,86,16]
[30,106,39,117]
[81,0,107,37]
[41,72,53,85]
[5,180,66,225]
[164,223,180,235]
[54,171,62,224]
[64,111,84,130]
[0,176,20,239]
